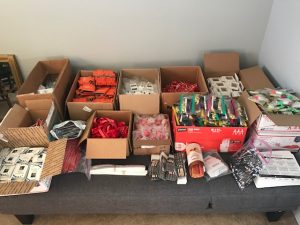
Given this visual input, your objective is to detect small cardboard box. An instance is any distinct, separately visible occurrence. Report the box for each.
[17,59,72,119]
[132,114,172,155]
[118,69,160,114]
[0,134,67,196]
[0,102,60,145]
[79,110,133,159]
[66,70,118,121]
[160,66,208,115]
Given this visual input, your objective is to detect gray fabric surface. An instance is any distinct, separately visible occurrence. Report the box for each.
[0,154,299,215]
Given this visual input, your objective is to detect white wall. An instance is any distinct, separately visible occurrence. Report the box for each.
[259,0,300,94]
[0,0,273,78]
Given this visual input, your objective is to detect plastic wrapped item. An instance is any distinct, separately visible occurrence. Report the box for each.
[203,152,230,181]
[230,139,272,190]
[148,152,177,182]
[50,120,86,140]
[174,152,187,184]
[121,76,158,95]
[186,143,205,178]
[73,70,117,103]
[248,88,300,115]
[133,114,170,141]
[90,117,128,138]
[173,94,248,127]
[207,74,243,97]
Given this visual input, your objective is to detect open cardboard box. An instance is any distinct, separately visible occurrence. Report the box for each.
[0,126,67,196]
[132,114,172,155]
[204,52,274,90]
[17,59,72,119]
[0,101,60,146]
[79,110,133,159]
[160,66,208,115]
[172,96,248,152]
[118,69,160,114]
[66,70,118,121]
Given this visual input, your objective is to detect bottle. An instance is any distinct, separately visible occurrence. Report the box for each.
[186,143,205,178]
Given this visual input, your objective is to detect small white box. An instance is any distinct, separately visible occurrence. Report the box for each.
[27,165,42,181]
[13,164,29,181]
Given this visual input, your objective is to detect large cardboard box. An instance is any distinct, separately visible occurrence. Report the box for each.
[66,70,117,121]
[160,66,208,115]
[172,110,248,153]
[0,127,67,196]
[118,69,160,114]
[79,110,133,159]
[133,114,172,155]
[17,59,72,119]
[0,102,60,145]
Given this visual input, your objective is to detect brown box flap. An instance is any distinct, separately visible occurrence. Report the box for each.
[119,94,160,114]
[0,127,49,148]
[239,91,262,126]
[78,111,96,145]
[204,52,240,76]
[0,181,37,196]
[86,138,128,159]
[134,139,171,147]
[239,66,275,90]
[0,104,33,129]
[40,138,67,179]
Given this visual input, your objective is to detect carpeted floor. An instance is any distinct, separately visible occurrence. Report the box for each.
[0,212,298,225]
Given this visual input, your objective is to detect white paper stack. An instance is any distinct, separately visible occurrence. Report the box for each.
[254,151,300,188]
[90,164,148,176]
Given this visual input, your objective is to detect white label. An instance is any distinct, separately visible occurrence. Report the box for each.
[186,143,203,166]
[83,106,92,112]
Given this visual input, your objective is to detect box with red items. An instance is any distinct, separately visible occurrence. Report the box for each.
[79,110,132,159]
[132,114,172,155]
[66,70,118,120]
[160,66,208,116]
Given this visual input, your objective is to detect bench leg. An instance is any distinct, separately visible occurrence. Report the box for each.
[266,211,285,222]
[15,215,35,225]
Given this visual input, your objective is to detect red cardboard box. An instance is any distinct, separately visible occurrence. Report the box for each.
[172,112,247,153]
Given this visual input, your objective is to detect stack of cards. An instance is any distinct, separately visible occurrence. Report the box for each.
[207,74,244,97]
[0,147,47,183]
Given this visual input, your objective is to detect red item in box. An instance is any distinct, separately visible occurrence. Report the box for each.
[91,117,128,138]
[172,112,247,152]
[163,81,198,93]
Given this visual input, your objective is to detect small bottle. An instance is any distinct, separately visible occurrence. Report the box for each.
[186,143,205,178]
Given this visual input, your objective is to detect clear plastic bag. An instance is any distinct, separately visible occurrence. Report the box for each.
[50,120,86,140]
[230,139,272,190]
[203,152,231,181]
[121,76,158,95]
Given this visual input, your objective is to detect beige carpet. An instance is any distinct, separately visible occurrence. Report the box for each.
[0,213,298,225]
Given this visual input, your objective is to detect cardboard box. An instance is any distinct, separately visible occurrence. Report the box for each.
[240,91,300,132]
[0,102,60,145]
[0,135,66,196]
[66,70,118,121]
[79,110,133,159]
[132,114,172,155]
[172,110,248,152]
[251,128,300,151]
[17,59,72,119]
[160,66,208,115]
[118,69,160,114]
